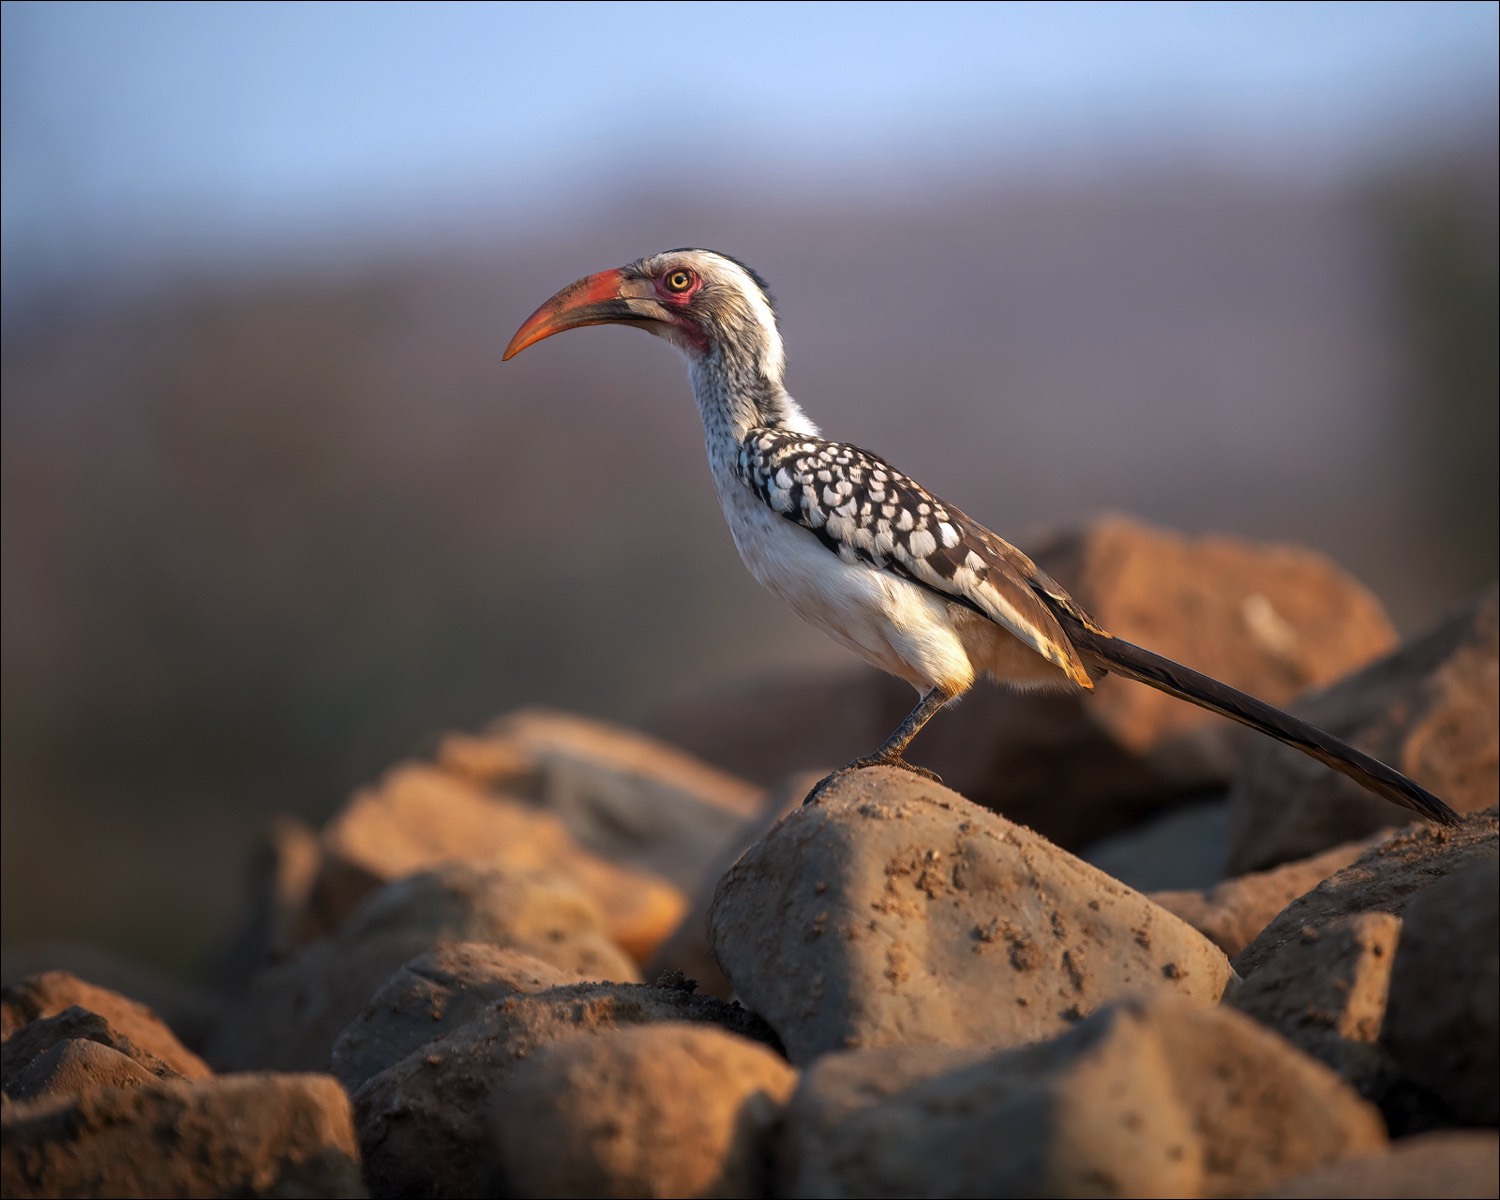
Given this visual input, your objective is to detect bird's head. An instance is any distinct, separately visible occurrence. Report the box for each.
[503,249,784,380]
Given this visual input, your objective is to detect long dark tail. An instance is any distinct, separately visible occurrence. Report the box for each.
[1060,617,1461,827]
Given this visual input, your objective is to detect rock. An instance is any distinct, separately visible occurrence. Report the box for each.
[646,772,815,998]
[1229,912,1403,1092]
[1227,586,1499,873]
[353,978,780,1199]
[334,863,642,982]
[1,971,211,1079]
[446,707,765,894]
[1383,857,1500,1126]
[305,762,686,960]
[657,516,1399,847]
[708,768,1233,1065]
[0,1073,363,1198]
[1255,1130,1500,1198]
[490,1023,797,1198]
[1233,809,1498,977]
[4,1038,159,1102]
[1024,516,1396,757]
[1152,831,1389,956]
[3,1007,201,1095]
[0,949,219,1053]
[778,993,1386,1199]
[209,864,639,1072]
[331,941,581,1091]
[1079,797,1230,893]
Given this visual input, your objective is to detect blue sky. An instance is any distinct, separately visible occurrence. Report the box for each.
[3,1,1496,300]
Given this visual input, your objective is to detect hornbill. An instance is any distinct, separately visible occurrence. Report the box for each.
[504,248,1459,825]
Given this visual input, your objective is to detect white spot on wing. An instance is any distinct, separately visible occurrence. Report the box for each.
[908,529,937,559]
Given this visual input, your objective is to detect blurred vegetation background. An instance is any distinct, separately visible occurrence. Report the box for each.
[2,2,1495,974]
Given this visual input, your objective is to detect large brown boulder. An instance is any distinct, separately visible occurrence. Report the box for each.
[3,1037,160,1104]
[1382,857,1499,1126]
[352,978,780,1199]
[1,971,210,1080]
[331,941,582,1092]
[708,768,1233,1065]
[1230,810,1498,1131]
[442,707,765,891]
[778,993,1386,1199]
[0,1073,363,1199]
[304,762,687,960]
[1229,911,1403,1094]
[3,1006,206,1102]
[490,1023,797,1198]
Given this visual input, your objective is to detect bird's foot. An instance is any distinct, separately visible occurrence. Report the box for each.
[803,755,943,805]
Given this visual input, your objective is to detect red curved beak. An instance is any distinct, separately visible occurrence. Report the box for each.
[503,267,665,360]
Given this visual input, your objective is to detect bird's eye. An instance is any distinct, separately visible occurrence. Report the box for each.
[663,268,696,293]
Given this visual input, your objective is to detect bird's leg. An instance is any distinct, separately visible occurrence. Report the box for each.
[805,687,952,804]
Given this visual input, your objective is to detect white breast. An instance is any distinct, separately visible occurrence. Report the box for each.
[709,467,977,695]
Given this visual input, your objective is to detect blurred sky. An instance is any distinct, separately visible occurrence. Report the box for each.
[3,1,1497,306]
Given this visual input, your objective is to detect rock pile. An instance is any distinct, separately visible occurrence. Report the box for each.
[3,521,1496,1197]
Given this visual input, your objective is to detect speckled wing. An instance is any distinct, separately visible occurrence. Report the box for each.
[738,429,1095,687]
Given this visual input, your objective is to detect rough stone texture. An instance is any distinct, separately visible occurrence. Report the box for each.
[1080,797,1230,893]
[657,515,1399,847]
[209,863,640,1072]
[1255,1130,1500,1199]
[2,1007,200,1095]
[646,773,815,999]
[331,941,581,1092]
[0,1073,364,1199]
[1383,857,1500,1126]
[445,707,765,893]
[1233,809,1498,977]
[1,971,211,1079]
[334,863,641,983]
[1227,585,1499,873]
[709,768,1234,1065]
[779,993,1386,1199]
[779,1036,1197,1200]
[1229,912,1403,1092]
[353,979,780,1200]
[1152,831,1389,957]
[490,1023,797,1199]
[4,1038,160,1103]
[304,762,687,959]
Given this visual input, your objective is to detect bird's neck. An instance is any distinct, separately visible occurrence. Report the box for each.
[689,343,818,472]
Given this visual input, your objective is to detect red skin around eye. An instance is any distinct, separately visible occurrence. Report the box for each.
[652,273,710,351]
[654,273,702,305]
